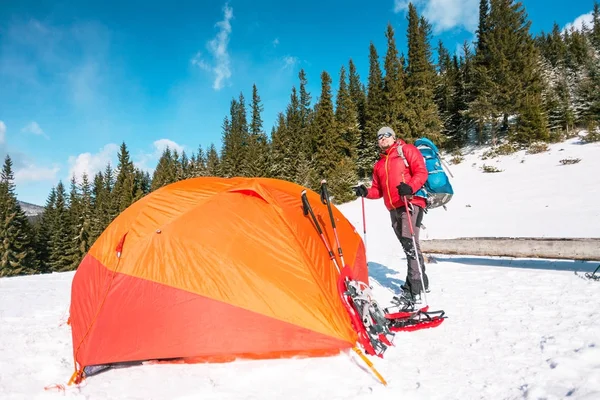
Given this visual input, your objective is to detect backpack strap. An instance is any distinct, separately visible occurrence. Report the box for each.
[397,144,409,168]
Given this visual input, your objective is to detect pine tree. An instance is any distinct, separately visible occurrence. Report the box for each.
[269,112,293,180]
[312,71,340,186]
[469,0,495,144]
[487,0,546,142]
[66,176,82,269]
[298,69,314,156]
[151,148,178,191]
[77,173,93,256]
[90,172,106,244]
[191,145,208,177]
[335,65,360,160]
[0,155,37,276]
[361,42,385,178]
[246,84,270,177]
[348,59,367,133]
[113,142,136,213]
[206,143,221,176]
[103,163,117,225]
[34,188,56,274]
[382,22,409,135]
[405,4,442,143]
[285,86,303,181]
[220,94,250,177]
[334,65,360,194]
[48,181,73,272]
[592,1,600,52]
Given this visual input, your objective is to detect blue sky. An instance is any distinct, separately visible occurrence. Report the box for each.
[0,0,596,205]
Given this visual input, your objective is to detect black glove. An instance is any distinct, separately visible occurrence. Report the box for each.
[397,182,413,196]
[352,185,368,197]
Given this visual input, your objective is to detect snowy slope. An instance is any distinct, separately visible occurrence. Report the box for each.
[1,136,599,400]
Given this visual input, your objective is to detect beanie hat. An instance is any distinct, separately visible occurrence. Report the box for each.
[377,126,396,139]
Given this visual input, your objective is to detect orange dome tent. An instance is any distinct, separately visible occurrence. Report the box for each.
[68,176,368,382]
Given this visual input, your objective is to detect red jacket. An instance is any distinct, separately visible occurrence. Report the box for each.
[366,140,428,210]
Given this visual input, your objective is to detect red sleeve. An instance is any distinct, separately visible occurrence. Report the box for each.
[403,144,428,192]
[366,165,383,199]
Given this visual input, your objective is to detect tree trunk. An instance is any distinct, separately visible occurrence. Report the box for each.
[421,237,600,261]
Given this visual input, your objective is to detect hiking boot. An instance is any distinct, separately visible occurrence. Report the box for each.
[412,293,423,308]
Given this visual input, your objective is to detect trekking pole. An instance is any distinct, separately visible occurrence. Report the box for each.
[402,196,428,306]
[301,190,341,274]
[320,179,346,267]
[361,196,368,259]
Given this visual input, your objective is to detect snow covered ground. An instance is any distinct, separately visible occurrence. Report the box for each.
[1,136,599,400]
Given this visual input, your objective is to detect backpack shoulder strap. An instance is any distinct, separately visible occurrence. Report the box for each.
[396,144,409,168]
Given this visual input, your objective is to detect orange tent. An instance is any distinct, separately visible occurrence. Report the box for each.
[69,176,368,379]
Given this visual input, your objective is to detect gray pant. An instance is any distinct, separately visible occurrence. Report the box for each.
[389,205,428,295]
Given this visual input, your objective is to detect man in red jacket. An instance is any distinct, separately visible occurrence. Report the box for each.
[353,126,429,305]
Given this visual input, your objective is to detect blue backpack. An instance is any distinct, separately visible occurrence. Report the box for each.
[398,138,454,210]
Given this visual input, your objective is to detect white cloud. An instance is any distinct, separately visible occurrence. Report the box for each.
[134,139,186,173]
[0,121,6,145]
[153,139,185,154]
[393,0,479,34]
[21,121,49,138]
[14,164,59,183]
[394,0,424,13]
[563,13,594,33]
[282,56,299,70]
[273,38,279,47]
[191,3,234,90]
[67,143,119,182]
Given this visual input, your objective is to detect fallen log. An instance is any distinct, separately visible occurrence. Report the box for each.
[420,237,600,261]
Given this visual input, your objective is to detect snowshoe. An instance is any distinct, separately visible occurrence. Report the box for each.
[338,266,394,358]
[585,265,600,281]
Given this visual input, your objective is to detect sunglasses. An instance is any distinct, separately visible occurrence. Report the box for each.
[377,132,393,140]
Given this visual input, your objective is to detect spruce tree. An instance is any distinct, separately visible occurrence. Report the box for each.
[220,94,250,177]
[382,22,409,136]
[0,155,37,276]
[312,71,340,186]
[113,142,136,213]
[191,145,208,177]
[66,176,82,269]
[77,173,93,256]
[334,65,360,196]
[592,1,600,51]
[90,172,106,244]
[469,0,495,144]
[335,65,360,160]
[206,143,221,176]
[405,4,442,143]
[361,42,385,178]
[348,59,367,133]
[298,69,314,156]
[48,181,73,272]
[285,86,303,181]
[486,0,546,142]
[34,188,56,273]
[151,148,178,191]
[269,112,293,180]
[246,84,270,177]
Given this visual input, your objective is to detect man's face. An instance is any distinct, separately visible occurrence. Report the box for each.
[377,131,395,150]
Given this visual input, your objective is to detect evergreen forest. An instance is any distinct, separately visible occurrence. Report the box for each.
[1,0,599,277]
